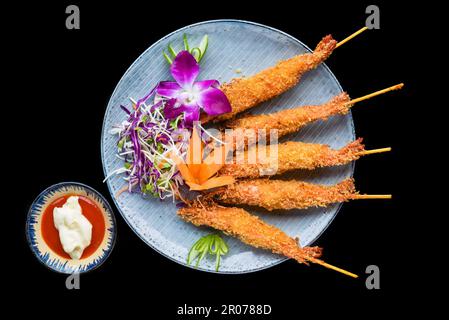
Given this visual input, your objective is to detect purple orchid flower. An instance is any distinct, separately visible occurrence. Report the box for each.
[156,51,231,126]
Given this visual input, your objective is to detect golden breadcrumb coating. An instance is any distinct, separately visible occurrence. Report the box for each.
[210,178,357,211]
[201,35,337,123]
[178,202,322,263]
[219,139,364,178]
[225,92,351,145]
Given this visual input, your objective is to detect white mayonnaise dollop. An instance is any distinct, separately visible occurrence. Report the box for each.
[53,196,92,259]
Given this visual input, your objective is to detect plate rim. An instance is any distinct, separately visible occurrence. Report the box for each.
[100,19,355,274]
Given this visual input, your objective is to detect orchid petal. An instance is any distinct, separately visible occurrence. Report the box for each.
[156,81,182,98]
[193,80,219,91]
[183,107,200,127]
[163,99,188,119]
[135,84,158,109]
[163,99,200,127]
[197,87,232,116]
[171,51,199,88]
[177,91,199,108]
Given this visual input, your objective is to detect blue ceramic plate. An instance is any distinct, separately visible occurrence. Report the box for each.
[101,20,355,273]
[26,182,116,274]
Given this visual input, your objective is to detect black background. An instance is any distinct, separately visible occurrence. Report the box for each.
[6,0,431,317]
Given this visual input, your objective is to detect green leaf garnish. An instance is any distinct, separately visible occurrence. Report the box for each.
[183,34,190,51]
[117,138,125,150]
[162,162,171,169]
[168,43,177,58]
[190,47,201,62]
[145,183,154,193]
[197,35,208,62]
[162,51,173,64]
[170,116,181,129]
[163,34,209,64]
[187,234,229,271]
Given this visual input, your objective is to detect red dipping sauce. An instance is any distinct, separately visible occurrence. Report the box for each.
[41,194,105,259]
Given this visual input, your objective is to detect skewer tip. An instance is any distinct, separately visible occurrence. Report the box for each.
[349,83,405,105]
[359,147,392,156]
[336,26,369,48]
[307,257,359,278]
[355,194,392,200]
[391,83,405,91]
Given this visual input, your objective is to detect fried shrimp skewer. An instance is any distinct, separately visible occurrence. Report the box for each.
[219,138,390,179]
[178,202,358,278]
[201,35,338,123]
[209,178,391,211]
[227,91,350,139]
[202,27,369,123]
[223,84,404,149]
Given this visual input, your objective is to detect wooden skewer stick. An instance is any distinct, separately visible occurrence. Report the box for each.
[306,256,358,278]
[348,83,404,105]
[354,194,392,199]
[358,147,392,156]
[336,26,369,48]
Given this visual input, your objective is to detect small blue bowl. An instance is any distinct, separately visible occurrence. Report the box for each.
[26,182,116,274]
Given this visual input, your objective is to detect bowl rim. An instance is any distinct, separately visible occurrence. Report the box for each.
[25,181,117,274]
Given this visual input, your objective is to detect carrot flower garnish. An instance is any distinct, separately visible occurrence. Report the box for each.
[170,127,234,191]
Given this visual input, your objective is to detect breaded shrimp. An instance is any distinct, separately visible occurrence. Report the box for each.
[201,35,337,123]
[210,178,358,211]
[178,202,322,263]
[222,84,403,150]
[219,139,365,179]
[223,92,351,149]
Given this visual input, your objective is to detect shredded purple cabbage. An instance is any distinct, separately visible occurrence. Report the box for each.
[109,85,189,201]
